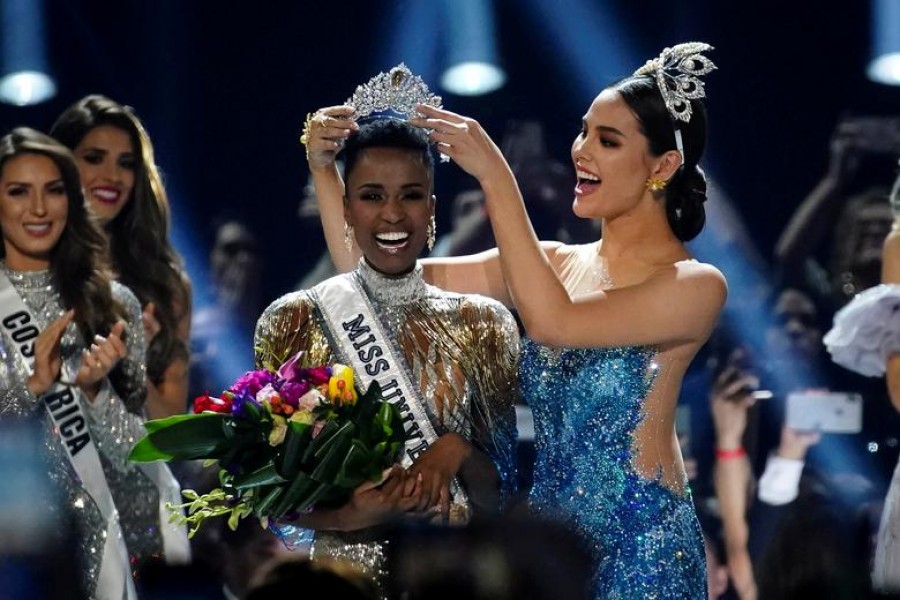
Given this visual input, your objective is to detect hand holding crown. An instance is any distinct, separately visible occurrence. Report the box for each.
[301,105,357,169]
[411,104,509,185]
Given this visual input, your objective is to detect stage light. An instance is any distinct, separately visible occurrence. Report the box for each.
[0,0,56,106]
[440,0,506,96]
[868,0,900,85]
[0,71,56,106]
[441,62,506,96]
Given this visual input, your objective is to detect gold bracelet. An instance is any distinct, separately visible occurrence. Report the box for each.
[299,112,313,160]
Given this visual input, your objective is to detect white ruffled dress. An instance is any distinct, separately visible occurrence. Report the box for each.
[824,283,900,592]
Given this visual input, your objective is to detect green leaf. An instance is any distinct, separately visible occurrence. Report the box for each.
[272,472,320,517]
[278,422,311,479]
[129,413,230,462]
[310,422,356,482]
[253,486,284,517]
[232,462,286,490]
[333,439,373,488]
[301,420,339,463]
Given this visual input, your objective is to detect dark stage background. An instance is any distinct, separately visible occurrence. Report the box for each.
[1,0,898,302]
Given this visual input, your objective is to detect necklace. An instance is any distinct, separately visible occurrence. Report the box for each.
[591,242,614,290]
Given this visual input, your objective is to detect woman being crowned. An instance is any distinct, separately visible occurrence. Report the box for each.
[256,65,519,595]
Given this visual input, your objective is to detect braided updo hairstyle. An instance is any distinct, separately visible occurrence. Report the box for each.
[612,76,709,241]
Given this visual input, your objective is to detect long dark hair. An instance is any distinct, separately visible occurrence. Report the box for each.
[0,127,124,340]
[50,95,190,384]
[612,76,709,241]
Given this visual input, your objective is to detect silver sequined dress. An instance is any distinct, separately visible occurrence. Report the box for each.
[254,260,520,591]
[0,266,167,592]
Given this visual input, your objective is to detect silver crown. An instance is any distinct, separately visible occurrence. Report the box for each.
[634,42,716,123]
[345,63,443,120]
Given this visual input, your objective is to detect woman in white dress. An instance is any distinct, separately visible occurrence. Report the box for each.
[825,169,900,592]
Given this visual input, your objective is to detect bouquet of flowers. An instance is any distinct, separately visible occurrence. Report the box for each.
[129,351,407,536]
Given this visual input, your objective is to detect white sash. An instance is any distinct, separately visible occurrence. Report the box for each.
[312,272,469,508]
[0,273,136,600]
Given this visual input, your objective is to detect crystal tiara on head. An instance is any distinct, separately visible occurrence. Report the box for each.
[633,42,716,123]
[345,63,443,120]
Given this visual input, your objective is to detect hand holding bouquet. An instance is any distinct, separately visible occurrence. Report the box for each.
[129,351,407,536]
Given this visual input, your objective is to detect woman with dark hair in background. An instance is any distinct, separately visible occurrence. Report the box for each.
[308,43,724,597]
[0,128,189,597]
[50,95,192,419]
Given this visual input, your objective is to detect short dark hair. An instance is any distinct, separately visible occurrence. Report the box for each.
[340,119,434,185]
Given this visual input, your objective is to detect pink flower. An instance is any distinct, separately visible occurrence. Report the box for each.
[230,369,275,398]
[304,366,332,386]
[256,384,281,405]
[276,352,305,382]
[297,388,324,411]
[279,381,310,407]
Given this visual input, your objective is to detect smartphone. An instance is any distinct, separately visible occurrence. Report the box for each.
[785,391,863,434]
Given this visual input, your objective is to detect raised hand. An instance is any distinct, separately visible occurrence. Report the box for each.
[74,320,128,401]
[710,349,760,449]
[26,309,75,396]
[777,424,822,460]
[410,104,509,184]
[302,105,358,170]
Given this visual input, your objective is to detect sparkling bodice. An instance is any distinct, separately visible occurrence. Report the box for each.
[519,339,706,599]
[0,266,170,579]
[255,261,520,593]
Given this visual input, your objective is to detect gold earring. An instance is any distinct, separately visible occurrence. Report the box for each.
[343,221,354,253]
[645,177,667,192]
[426,214,436,251]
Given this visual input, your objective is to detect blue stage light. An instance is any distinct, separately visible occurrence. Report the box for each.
[0,0,56,105]
[441,61,506,96]
[0,71,56,106]
[868,0,900,85]
[440,0,506,96]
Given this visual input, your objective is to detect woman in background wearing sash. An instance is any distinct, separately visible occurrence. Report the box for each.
[0,128,187,595]
[50,96,192,420]
[255,119,519,595]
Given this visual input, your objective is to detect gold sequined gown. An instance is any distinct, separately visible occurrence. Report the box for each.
[254,260,520,588]
[0,267,173,596]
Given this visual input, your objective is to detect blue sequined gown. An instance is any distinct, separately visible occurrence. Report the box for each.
[520,340,707,599]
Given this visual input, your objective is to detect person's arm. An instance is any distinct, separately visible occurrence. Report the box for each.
[709,361,758,600]
[412,105,726,349]
[144,274,192,418]
[303,106,541,305]
[774,123,860,283]
[883,227,900,411]
[288,465,421,531]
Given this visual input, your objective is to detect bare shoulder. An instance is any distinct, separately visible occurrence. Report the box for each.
[648,259,727,310]
[677,259,726,298]
[883,225,900,281]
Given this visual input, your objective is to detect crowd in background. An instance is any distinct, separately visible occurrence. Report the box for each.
[2,87,900,599]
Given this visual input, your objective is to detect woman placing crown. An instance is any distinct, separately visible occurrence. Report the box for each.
[307,45,724,598]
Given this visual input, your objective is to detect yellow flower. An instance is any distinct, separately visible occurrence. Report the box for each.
[268,415,287,446]
[328,364,358,405]
[289,409,315,425]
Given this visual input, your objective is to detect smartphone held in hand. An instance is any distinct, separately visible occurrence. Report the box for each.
[785,391,863,434]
